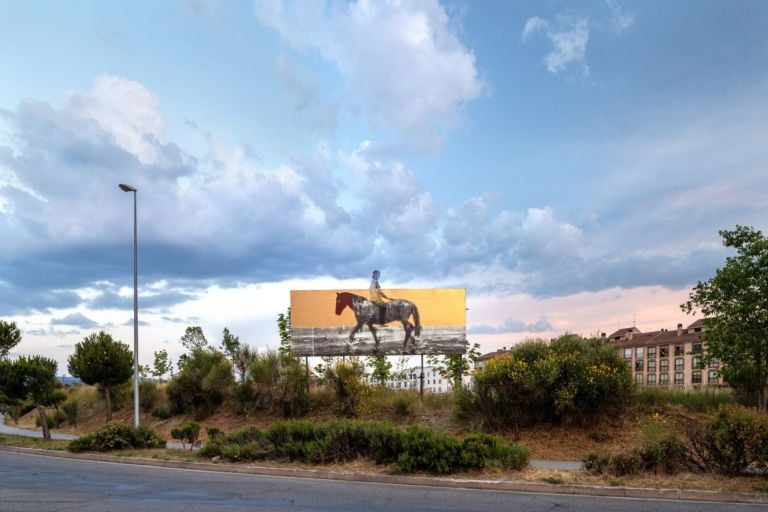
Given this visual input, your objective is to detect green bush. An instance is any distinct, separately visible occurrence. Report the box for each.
[167,349,233,420]
[68,423,166,452]
[207,427,224,442]
[199,419,529,474]
[391,392,417,418]
[470,335,633,430]
[34,410,64,429]
[687,406,768,475]
[151,407,172,419]
[139,379,160,412]
[171,422,201,450]
[62,400,79,426]
[327,360,372,417]
[235,352,309,418]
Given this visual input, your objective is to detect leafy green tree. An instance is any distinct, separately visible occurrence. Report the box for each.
[220,327,240,362]
[166,349,233,419]
[8,356,62,440]
[67,331,133,422]
[277,308,292,357]
[365,355,392,386]
[427,342,482,388]
[682,225,768,411]
[152,349,173,381]
[181,326,208,352]
[0,320,21,357]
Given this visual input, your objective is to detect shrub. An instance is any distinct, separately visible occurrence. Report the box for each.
[35,411,64,429]
[687,405,768,475]
[236,352,309,417]
[167,349,233,420]
[171,422,201,450]
[327,360,371,417]
[207,427,224,442]
[470,335,633,430]
[151,407,172,419]
[61,400,79,426]
[68,423,166,452]
[199,419,529,475]
[139,379,160,412]
[392,392,417,417]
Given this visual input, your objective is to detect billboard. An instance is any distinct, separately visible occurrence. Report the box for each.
[290,289,467,356]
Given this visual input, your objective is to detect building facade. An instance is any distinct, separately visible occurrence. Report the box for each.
[607,320,722,389]
[366,365,470,393]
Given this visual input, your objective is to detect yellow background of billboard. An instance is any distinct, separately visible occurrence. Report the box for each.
[291,289,466,328]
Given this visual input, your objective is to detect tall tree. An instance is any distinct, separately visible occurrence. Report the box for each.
[11,356,61,440]
[181,326,208,353]
[0,320,21,357]
[683,226,768,411]
[427,342,482,389]
[67,331,133,422]
[277,308,292,357]
[152,349,173,381]
[365,355,392,386]
[220,327,241,363]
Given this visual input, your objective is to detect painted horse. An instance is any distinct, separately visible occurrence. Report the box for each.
[335,292,421,353]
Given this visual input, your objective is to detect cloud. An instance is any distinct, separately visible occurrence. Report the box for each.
[469,315,552,335]
[50,312,98,328]
[522,15,590,76]
[255,0,484,150]
[122,318,150,327]
[606,0,635,34]
[276,55,337,134]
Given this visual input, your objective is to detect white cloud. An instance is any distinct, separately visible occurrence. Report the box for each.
[254,0,484,150]
[522,15,590,76]
[606,0,635,34]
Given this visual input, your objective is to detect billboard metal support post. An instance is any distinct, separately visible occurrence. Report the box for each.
[419,354,424,400]
[305,356,310,391]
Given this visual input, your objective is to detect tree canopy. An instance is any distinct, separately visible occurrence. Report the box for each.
[682,225,768,411]
[0,320,21,357]
[1,356,61,440]
[181,326,208,352]
[67,331,133,421]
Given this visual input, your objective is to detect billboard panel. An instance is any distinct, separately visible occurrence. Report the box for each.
[290,289,466,356]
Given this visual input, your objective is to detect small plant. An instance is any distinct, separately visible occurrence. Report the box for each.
[62,400,79,426]
[207,427,224,442]
[171,422,202,450]
[151,407,172,419]
[392,392,417,417]
[541,475,565,485]
[68,423,166,452]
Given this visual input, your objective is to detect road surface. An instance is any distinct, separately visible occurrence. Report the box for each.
[1,450,763,512]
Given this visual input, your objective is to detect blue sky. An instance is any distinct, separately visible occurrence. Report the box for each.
[1,0,767,372]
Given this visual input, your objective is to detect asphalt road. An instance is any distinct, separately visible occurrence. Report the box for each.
[2,451,765,512]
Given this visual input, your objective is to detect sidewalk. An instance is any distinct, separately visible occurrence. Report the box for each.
[0,414,580,469]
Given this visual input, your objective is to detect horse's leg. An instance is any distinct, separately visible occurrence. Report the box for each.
[401,321,412,352]
[349,322,364,349]
[367,322,379,347]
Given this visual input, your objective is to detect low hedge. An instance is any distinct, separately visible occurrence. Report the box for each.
[68,423,166,452]
[199,419,529,475]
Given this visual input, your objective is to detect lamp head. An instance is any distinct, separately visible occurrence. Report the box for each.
[119,183,137,192]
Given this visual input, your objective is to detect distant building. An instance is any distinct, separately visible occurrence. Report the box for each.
[474,348,512,370]
[606,319,722,389]
[365,365,470,393]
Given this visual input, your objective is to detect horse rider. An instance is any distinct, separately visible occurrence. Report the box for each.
[369,270,390,324]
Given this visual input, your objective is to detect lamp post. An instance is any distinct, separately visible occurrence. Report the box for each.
[119,183,140,428]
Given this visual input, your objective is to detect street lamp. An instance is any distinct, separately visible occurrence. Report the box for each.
[119,183,140,428]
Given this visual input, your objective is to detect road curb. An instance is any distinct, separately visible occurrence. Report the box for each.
[2,445,767,505]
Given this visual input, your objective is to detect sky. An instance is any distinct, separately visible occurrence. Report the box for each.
[1,0,767,374]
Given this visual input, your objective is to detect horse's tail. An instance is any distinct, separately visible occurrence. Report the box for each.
[412,304,421,337]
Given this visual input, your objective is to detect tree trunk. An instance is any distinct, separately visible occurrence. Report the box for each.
[104,385,112,422]
[36,404,50,441]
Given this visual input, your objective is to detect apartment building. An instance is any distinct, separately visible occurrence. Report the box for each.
[608,319,722,388]
[367,365,470,393]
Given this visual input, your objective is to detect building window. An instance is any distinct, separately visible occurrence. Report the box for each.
[693,342,702,354]
[635,373,644,385]
[693,356,702,368]
[660,345,669,357]
[647,374,656,386]
[647,360,656,372]
[660,359,669,371]
[648,346,656,358]
[635,359,644,372]
[692,371,702,384]
[709,358,719,369]
[659,373,669,385]
[675,358,684,370]
[624,347,632,359]
[675,344,685,356]
[709,370,719,383]
[636,347,644,358]
[674,372,684,385]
